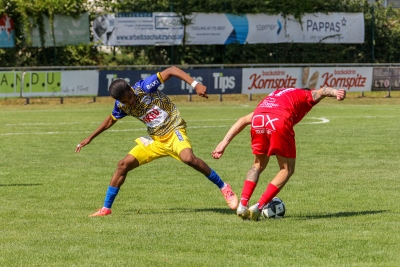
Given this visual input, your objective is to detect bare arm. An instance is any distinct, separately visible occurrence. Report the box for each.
[75,115,117,152]
[211,112,253,159]
[159,66,208,99]
[311,87,346,102]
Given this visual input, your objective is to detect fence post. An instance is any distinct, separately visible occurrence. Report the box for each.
[386,85,391,98]
[219,94,223,101]
[60,97,64,104]
[248,94,252,101]
[20,71,26,99]
[188,94,192,102]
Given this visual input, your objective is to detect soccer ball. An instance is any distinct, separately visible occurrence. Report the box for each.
[261,197,286,219]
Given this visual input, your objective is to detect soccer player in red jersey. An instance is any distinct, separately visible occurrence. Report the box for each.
[212,87,346,221]
[76,66,238,216]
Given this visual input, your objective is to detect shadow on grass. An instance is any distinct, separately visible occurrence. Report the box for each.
[0,183,43,187]
[293,210,388,220]
[124,208,235,215]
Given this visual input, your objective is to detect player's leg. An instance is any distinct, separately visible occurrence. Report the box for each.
[237,153,270,219]
[248,156,295,221]
[173,129,238,209]
[89,154,140,217]
[248,113,295,220]
[179,147,238,209]
[259,155,296,207]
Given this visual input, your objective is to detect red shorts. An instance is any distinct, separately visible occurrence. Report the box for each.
[251,113,296,158]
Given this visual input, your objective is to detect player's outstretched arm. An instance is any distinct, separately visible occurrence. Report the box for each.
[212,112,253,159]
[311,87,346,102]
[75,115,117,153]
[159,66,208,99]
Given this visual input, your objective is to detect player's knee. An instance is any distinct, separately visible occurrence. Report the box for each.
[285,167,295,179]
[116,159,130,174]
[181,153,197,166]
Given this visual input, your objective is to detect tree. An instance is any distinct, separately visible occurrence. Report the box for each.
[0,0,399,67]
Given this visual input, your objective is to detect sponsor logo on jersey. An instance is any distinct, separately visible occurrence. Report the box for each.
[139,136,154,146]
[142,108,161,124]
[141,95,152,105]
[175,130,184,141]
[146,80,160,90]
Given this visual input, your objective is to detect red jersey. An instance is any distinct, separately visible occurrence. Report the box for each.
[254,88,318,125]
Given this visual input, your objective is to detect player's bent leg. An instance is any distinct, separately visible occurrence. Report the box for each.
[89,154,140,217]
[179,148,210,174]
[238,154,270,217]
[179,148,238,210]
[271,155,296,189]
[251,156,296,216]
[109,154,140,188]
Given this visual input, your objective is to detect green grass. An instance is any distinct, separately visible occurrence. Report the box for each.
[1,97,400,266]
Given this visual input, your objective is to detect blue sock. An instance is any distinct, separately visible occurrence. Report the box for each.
[103,186,120,209]
[206,169,225,189]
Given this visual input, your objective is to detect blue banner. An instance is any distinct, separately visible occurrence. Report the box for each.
[98,69,242,96]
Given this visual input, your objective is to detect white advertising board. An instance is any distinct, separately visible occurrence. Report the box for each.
[242,68,302,94]
[305,67,373,92]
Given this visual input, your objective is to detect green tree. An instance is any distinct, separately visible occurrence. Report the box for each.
[0,0,399,67]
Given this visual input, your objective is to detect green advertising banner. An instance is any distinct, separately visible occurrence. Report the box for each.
[25,71,62,93]
[0,72,16,93]
[0,70,98,97]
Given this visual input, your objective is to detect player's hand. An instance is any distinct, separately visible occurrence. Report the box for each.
[336,89,346,101]
[195,83,208,99]
[211,142,227,159]
[75,138,91,153]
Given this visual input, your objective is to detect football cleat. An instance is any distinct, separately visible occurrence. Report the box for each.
[236,203,250,220]
[248,204,261,221]
[220,183,239,210]
[89,207,112,217]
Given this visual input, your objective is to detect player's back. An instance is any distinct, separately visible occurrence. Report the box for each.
[255,88,317,124]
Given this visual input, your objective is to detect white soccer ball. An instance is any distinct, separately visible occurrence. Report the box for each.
[261,197,286,219]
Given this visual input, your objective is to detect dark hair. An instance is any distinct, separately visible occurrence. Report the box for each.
[109,79,131,100]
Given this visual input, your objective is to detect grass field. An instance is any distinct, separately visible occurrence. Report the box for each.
[1,94,400,266]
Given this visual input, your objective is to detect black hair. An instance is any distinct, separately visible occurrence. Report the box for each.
[109,79,131,100]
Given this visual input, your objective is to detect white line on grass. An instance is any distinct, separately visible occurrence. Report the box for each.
[0,125,232,136]
[1,118,238,127]
[2,115,399,128]
[0,117,330,136]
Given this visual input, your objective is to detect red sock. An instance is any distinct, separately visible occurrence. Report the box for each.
[257,183,280,209]
[240,180,257,206]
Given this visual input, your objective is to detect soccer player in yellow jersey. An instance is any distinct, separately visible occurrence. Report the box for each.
[75,66,238,216]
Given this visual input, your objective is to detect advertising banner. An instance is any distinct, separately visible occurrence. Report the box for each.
[245,14,287,44]
[30,13,90,47]
[93,12,183,46]
[0,14,15,48]
[98,69,242,96]
[185,12,364,45]
[288,13,365,43]
[305,67,373,92]
[241,68,302,95]
[179,69,242,94]
[98,70,164,96]
[185,13,243,45]
[0,70,98,97]
[93,14,115,46]
[372,67,400,91]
